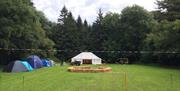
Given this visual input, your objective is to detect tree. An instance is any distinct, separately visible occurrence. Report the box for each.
[142,20,180,65]
[120,5,155,63]
[96,9,103,25]
[101,12,121,62]
[154,0,180,21]
[35,11,56,58]
[36,11,56,37]
[143,0,180,66]
[84,19,88,27]
[58,6,68,24]
[53,6,78,62]
[0,0,54,64]
[76,15,83,30]
[90,8,105,51]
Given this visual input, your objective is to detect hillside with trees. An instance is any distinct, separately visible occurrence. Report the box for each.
[0,0,179,66]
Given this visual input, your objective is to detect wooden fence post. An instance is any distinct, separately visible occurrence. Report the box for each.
[170,74,173,90]
[124,72,128,91]
[22,76,24,91]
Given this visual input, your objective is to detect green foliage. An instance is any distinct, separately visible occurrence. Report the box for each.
[99,5,155,63]
[155,0,180,21]
[142,0,180,66]
[120,5,155,50]
[117,5,156,63]
[91,8,105,51]
[142,20,180,65]
[76,15,83,29]
[84,19,88,27]
[0,0,179,66]
[101,13,121,62]
[53,6,79,61]
[0,0,54,64]
[36,11,56,37]
[53,5,179,65]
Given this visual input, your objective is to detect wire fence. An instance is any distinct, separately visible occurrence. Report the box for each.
[0,48,179,64]
[0,48,180,54]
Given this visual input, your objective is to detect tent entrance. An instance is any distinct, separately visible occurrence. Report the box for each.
[83,59,92,64]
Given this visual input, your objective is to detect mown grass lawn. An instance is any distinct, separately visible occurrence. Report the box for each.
[0,64,180,91]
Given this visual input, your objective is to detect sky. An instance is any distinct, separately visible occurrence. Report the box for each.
[32,0,157,24]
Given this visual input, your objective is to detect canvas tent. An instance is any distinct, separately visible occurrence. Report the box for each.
[3,61,33,72]
[71,52,102,64]
[27,55,43,69]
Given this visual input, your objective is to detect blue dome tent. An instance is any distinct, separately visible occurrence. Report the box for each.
[3,60,33,72]
[42,59,51,67]
[21,61,33,71]
[27,55,43,69]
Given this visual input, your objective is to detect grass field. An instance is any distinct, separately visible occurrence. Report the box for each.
[0,64,180,91]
